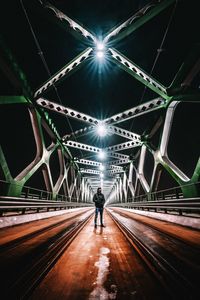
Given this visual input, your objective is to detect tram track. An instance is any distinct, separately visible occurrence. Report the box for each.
[0,209,93,299]
[0,208,92,253]
[107,208,200,300]
[110,207,200,250]
[1,207,199,299]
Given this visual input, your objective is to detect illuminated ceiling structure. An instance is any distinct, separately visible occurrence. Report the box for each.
[34,0,174,197]
[0,0,200,202]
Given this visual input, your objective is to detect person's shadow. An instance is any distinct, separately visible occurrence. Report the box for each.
[93,225,103,235]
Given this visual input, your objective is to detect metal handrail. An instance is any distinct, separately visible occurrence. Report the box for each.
[0,195,93,216]
[0,179,79,201]
[126,181,200,202]
[1,179,200,216]
[110,198,200,216]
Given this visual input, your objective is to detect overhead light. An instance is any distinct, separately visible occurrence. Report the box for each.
[98,150,106,160]
[96,40,105,60]
[96,51,104,59]
[96,42,104,51]
[100,172,104,178]
[96,122,108,137]
[99,164,105,171]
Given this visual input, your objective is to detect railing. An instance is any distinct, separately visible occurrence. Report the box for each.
[0,180,93,216]
[110,182,200,216]
[111,198,200,216]
[127,186,183,202]
[1,180,200,216]
[0,179,65,200]
[0,196,93,216]
[126,181,200,202]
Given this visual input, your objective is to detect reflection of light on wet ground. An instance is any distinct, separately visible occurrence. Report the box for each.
[89,247,117,300]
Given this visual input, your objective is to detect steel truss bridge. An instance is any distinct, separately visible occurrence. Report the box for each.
[0,0,200,214]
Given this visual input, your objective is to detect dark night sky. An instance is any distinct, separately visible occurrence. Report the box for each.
[0,0,200,183]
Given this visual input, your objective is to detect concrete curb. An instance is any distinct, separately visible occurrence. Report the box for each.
[0,207,93,229]
[119,208,200,230]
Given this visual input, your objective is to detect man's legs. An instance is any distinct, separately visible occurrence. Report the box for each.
[94,207,99,227]
[99,208,104,226]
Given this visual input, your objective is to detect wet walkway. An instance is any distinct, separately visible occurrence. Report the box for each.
[1,208,200,299]
[29,211,164,300]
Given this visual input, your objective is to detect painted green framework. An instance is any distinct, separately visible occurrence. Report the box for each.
[0,0,200,202]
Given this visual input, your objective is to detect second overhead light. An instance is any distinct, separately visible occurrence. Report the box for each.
[98,150,106,160]
[96,122,108,137]
[96,41,105,59]
[99,164,105,171]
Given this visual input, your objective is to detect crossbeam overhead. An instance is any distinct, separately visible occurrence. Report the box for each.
[34,48,93,98]
[36,98,99,125]
[64,141,100,153]
[103,0,175,44]
[104,97,166,125]
[9,0,194,199]
[42,1,97,43]
[105,140,142,152]
[37,98,141,141]
[109,48,168,99]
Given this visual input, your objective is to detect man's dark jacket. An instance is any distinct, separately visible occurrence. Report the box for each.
[93,192,105,208]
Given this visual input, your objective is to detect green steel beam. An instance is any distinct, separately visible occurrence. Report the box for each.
[0,96,28,104]
[103,0,175,44]
[38,1,97,45]
[34,47,93,98]
[160,163,199,198]
[109,48,169,100]
[0,146,12,182]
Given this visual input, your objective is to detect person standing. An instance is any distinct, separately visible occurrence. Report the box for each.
[93,187,105,228]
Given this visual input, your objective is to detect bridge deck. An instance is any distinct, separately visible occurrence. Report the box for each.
[0,208,200,299]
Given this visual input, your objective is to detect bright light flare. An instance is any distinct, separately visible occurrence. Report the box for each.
[96,51,104,59]
[98,150,106,160]
[96,42,104,51]
[100,172,104,178]
[96,41,105,60]
[99,164,105,171]
[96,123,108,137]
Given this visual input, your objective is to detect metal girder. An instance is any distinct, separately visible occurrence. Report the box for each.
[104,97,166,125]
[34,48,93,98]
[43,1,97,44]
[36,98,99,125]
[103,0,175,44]
[108,125,141,141]
[76,159,125,176]
[0,96,28,104]
[80,169,100,174]
[37,99,141,141]
[64,141,130,161]
[105,140,142,153]
[89,180,114,183]
[108,169,125,175]
[64,141,100,153]
[106,164,124,170]
[77,159,101,167]
[106,159,130,166]
[146,116,163,139]
[77,159,123,170]
[62,124,141,142]
[82,176,100,180]
[109,152,130,160]
[109,48,168,99]
[62,126,95,141]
